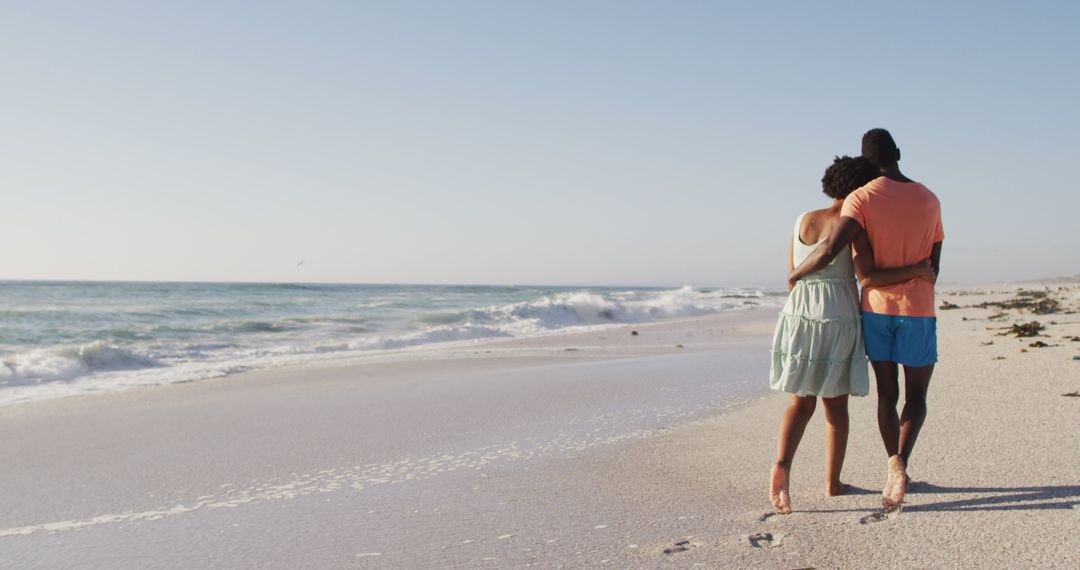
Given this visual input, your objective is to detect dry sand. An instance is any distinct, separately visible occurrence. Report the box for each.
[610,281,1080,568]
[2,284,1079,568]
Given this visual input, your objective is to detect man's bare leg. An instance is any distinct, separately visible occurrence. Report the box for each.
[873,361,901,455]
[770,395,816,514]
[883,364,933,506]
[821,395,850,496]
[899,364,933,464]
[872,361,904,508]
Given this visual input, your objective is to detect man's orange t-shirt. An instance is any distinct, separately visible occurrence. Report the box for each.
[840,177,944,317]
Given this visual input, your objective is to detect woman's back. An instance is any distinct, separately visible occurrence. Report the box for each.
[792,210,854,279]
[772,208,867,399]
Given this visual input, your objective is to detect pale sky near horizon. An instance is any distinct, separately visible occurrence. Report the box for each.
[3,1,1077,288]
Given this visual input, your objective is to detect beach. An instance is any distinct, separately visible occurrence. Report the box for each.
[2,281,1079,568]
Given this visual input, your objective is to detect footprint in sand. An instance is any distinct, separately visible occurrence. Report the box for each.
[747,532,782,548]
[859,507,901,524]
[662,540,695,555]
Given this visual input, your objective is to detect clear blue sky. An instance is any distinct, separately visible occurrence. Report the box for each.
[3,1,1076,286]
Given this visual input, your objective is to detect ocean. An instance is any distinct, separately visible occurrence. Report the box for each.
[0,281,782,405]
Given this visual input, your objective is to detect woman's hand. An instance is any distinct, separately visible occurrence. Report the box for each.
[916,259,937,284]
[787,273,798,292]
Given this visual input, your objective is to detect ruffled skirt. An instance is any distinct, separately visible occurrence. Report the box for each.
[769,277,870,398]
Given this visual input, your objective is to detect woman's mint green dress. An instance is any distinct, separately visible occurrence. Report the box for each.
[770,212,870,398]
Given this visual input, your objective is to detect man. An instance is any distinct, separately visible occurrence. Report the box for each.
[788,128,944,509]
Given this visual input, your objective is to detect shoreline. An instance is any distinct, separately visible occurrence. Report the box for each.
[2,282,1079,567]
[5,276,1070,409]
[0,305,776,410]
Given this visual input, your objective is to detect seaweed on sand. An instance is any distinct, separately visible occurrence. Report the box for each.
[998,321,1044,338]
[973,290,1061,315]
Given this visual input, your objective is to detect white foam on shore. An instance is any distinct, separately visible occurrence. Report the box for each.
[0,342,160,385]
[1,286,779,406]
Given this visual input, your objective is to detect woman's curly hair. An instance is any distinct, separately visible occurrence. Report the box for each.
[821,155,879,200]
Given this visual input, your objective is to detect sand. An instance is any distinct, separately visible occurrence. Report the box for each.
[2,284,1079,568]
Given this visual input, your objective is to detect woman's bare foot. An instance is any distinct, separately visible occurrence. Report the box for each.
[882,455,908,509]
[825,481,849,496]
[770,464,792,514]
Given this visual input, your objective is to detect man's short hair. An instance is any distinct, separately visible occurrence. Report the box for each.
[861,128,900,168]
[821,155,879,200]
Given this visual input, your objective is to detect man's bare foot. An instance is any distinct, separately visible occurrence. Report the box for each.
[770,464,792,514]
[881,472,895,509]
[825,481,849,496]
[882,455,908,509]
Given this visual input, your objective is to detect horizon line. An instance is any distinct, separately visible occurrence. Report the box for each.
[0,276,784,290]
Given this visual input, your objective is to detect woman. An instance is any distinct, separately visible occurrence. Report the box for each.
[768,156,933,514]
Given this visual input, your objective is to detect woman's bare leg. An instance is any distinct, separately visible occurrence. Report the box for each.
[770,395,817,513]
[821,395,850,496]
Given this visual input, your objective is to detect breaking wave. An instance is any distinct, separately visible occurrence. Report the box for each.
[0,283,779,405]
[0,342,161,387]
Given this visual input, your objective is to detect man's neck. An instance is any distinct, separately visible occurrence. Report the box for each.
[880,166,914,183]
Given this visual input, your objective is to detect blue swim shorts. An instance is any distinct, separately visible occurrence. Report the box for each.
[862,311,938,367]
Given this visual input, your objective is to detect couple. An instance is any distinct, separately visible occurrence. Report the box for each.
[768,128,944,514]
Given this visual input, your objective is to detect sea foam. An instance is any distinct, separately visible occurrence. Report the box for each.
[0,282,780,405]
[0,341,160,387]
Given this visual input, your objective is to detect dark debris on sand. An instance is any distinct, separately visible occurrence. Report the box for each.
[944,289,1064,315]
[1063,391,1080,397]
[999,321,1044,338]
[975,290,1062,315]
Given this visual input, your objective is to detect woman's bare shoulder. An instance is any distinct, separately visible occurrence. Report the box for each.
[799,207,841,243]
[803,207,840,225]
